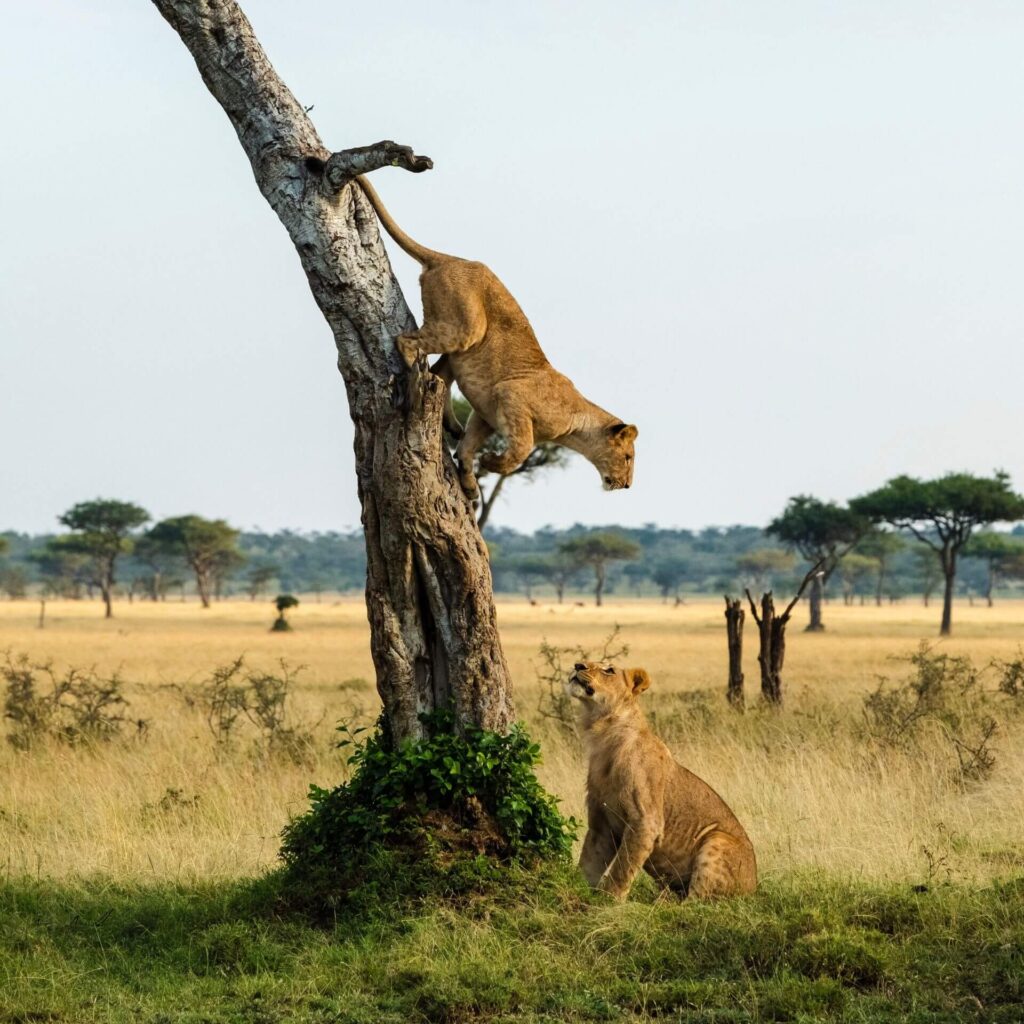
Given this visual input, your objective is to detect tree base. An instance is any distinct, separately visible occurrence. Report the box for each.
[804,623,826,633]
[279,712,575,913]
[270,618,292,632]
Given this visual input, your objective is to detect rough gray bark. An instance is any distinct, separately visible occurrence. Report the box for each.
[151,0,513,741]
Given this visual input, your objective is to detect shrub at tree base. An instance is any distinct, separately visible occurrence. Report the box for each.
[280,710,576,910]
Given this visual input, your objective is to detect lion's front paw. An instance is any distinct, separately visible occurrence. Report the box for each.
[457,463,481,503]
[597,875,627,901]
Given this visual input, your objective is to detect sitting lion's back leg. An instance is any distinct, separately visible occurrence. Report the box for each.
[688,830,757,899]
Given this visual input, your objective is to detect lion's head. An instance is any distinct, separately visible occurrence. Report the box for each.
[565,660,651,713]
[594,423,638,491]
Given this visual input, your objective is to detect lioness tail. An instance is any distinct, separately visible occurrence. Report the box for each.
[355,176,445,267]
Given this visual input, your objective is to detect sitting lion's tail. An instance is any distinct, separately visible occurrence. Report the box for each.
[355,176,446,268]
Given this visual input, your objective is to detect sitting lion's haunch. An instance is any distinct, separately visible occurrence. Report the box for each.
[354,176,638,500]
[567,661,757,900]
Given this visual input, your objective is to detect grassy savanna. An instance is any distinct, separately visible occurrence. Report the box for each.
[2,597,1023,1022]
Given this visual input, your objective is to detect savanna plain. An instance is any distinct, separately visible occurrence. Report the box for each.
[2,597,1023,1022]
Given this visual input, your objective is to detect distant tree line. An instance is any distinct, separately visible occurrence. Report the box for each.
[2,472,1022,632]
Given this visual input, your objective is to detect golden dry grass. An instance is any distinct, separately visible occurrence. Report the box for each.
[1,596,1023,885]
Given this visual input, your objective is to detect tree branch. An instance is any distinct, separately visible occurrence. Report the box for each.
[744,588,763,626]
[317,141,433,192]
[781,559,826,622]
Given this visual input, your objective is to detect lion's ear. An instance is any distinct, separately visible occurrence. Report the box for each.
[609,423,638,442]
[627,668,651,695]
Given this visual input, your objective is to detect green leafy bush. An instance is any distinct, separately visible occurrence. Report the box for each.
[280,710,576,899]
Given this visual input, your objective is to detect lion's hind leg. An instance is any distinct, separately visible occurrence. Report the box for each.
[688,831,756,899]
[397,264,487,367]
[455,411,494,501]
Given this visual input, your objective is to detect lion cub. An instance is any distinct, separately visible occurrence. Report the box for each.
[354,176,638,500]
[566,662,757,900]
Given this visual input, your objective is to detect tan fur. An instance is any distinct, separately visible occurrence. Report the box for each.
[566,661,757,900]
[355,176,638,498]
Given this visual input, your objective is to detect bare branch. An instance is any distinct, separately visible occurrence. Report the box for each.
[744,588,763,626]
[781,559,826,622]
[318,141,433,193]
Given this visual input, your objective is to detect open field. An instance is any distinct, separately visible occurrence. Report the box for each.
[2,597,1023,1022]
[2,597,1023,883]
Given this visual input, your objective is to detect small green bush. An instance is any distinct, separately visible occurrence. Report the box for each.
[280,710,576,902]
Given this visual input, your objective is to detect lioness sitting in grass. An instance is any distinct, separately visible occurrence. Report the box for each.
[566,662,757,900]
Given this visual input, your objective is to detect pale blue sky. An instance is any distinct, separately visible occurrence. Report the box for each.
[2,1,1023,534]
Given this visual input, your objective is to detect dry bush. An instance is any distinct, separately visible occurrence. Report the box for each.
[2,651,145,750]
[861,643,998,785]
[183,656,318,766]
[993,650,1024,699]
[534,624,629,736]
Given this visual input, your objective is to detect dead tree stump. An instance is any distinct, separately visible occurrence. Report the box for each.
[745,563,823,706]
[724,596,745,709]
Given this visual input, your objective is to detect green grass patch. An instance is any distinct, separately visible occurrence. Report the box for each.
[1,870,1022,1023]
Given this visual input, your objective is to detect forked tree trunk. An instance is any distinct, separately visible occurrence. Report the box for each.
[152,0,513,741]
[746,564,820,706]
[723,596,744,709]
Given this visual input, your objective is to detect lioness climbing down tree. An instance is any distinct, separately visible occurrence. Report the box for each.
[354,175,639,501]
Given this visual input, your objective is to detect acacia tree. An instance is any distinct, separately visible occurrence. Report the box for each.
[855,530,904,607]
[30,539,91,599]
[449,396,569,531]
[146,516,242,609]
[151,0,512,741]
[57,500,150,618]
[246,564,278,602]
[651,556,688,603]
[910,545,941,607]
[560,533,640,606]
[766,496,868,632]
[836,552,877,605]
[964,532,1024,607]
[851,472,1024,635]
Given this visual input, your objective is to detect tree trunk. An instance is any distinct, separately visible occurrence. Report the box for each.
[748,592,785,704]
[805,574,825,632]
[724,596,744,709]
[196,569,212,610]
[102,586,113,619]
[940,548,955,637]
[594,562,606,607]
[555,580,565,604]
[875,565,884,607]
[153,0,513,742]
[746,566,819,706]
[986,559,995,608]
